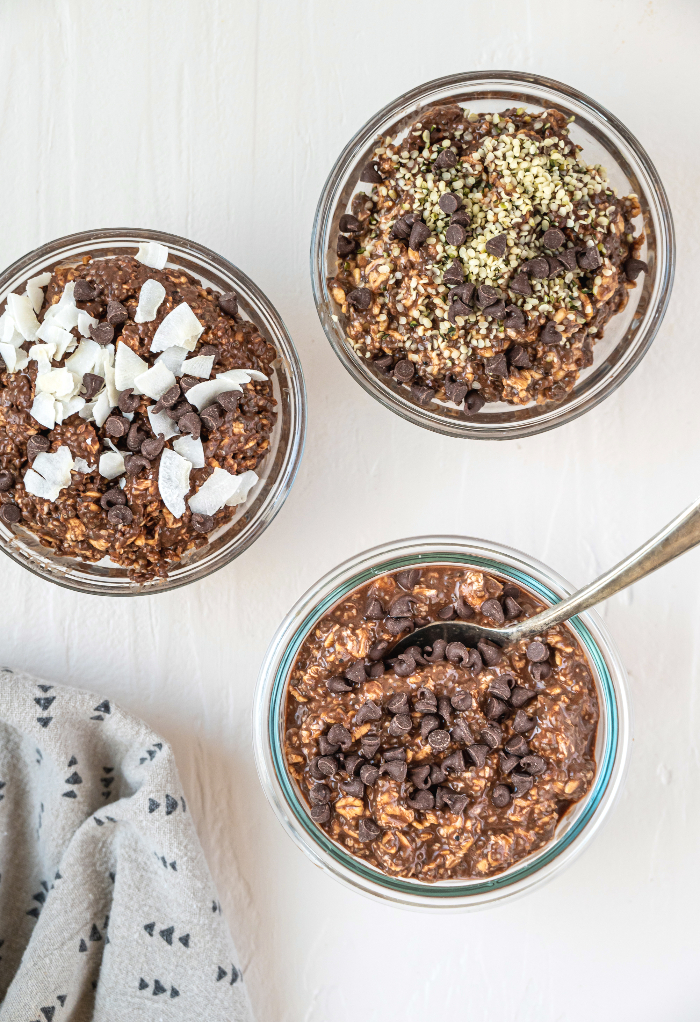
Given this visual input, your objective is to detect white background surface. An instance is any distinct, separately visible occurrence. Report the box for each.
[1,2,698,1019]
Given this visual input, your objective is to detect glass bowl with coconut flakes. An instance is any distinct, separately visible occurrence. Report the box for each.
[311,71,674,439]
[0,229,305,595]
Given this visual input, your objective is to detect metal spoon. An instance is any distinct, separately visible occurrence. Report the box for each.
[391,496,700,656]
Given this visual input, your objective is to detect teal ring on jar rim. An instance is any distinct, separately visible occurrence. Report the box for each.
[253,536,631,910]
[310,70,674,440]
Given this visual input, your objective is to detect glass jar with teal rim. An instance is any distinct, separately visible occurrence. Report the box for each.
[253,536,631,910]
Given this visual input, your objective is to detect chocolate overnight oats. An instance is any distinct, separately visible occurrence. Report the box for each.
[284,565,599,881]
[329,104,648,411]
[0,241,276,580]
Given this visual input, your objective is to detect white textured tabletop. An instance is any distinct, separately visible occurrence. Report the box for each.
[1,2,698,1019]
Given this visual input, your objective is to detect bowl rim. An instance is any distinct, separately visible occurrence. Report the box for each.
[0,227,307,595]
[253,534,631,910]
[310,69,675,440]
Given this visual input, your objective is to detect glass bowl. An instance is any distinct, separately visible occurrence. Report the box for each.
[253,535,631,910]
[311,71,674,440]
[0,229,306,595]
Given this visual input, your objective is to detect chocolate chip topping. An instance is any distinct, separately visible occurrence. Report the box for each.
[218,292,238,317]
[445,224,467,247]
[442,261,464,287]
[200,406,222,432]
[141,435,165,460]
[191,513,216,534]
[465,390,485,415]
[409,221,430,250]
[360,162,383,184]
[124,454,150,477]
[337,236,356,258]
[526,640,549,662]
[520,755,546,776]
[481,598,504,624]
[0,503,21,525]
[359,764,379,785]
[523,256,549,278]
[108,505,133,526]
[625,257,648,281]
[100,487,126,510]
[434,148,458,170]
[0,471,13,491]
[106,300,128,325]
[407,789,435,811]
[485,233,507,258]
[577,244,602,270]
[491,784,511,808]
[510,686,535,708]
[393,359,414,383]
[347,287,372,310]
[466,744,489,769]
[357,818,381,842]
[512,710,536,735]
[557,248,579,272]
[541,321,562,345]
[80,373,104,401]
[117,388,140,414]
[511,772,534,795]
[178,412,201,440]
[26,434,50,462]
[90,322,114,346]
[509,272,532,296]
[104,415,129,438]
[504,734,529,757]
[74,279,97,302]
[438,192,461,215]
[339,213,361,234]
[542,227,565,250]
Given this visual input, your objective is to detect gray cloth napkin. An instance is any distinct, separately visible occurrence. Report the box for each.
[0,669,253,1022]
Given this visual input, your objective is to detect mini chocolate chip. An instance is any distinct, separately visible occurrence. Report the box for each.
[467,648,483,673]
[347,287,372,310]
[73,279,97,302]
[407,789,435,811]
[476,284,499,308]
[411,384,434,405]
[526,640,549,662]
[409,220,430,250]
[80,373,104,401]
[451,691,472,712]
[409,765,431,789]
[391,656,415,680]
[504,595,523,619]
[520,755,546,776]
[141,435,165,460]
[309,757,326,781]
[509,272,532,296]
[511,772,534,795]
[481,598,505,624]
[547,256,564,277]
[438,605,456,620]
[625,256,648,281]
[442,790,468,815]
[360,162,383,184]
[217,390,241,413]
[218,292,239,317]
[108,505,133,526]
[465,389,485,414]
[542,227,565,250]
[117,388,140,414]
[524,257,549,278]
[491,784,512,808]
[445,223,467,247]
[318,736,340,756]
[442,261,464,286]
[106,300,128,325]
[359,764,379,785]
[530,660,552,682]
[370,662,386,680]
[178,410,202,438]
[503,584,521,598]
[339,213,361,234]
[368,639,389,661]
[381,759,408,781]
[360,732,381,757]
[437,697,452,721]
[485,697,507,720]
[397,568,421,590]
[499,753,520,774]
[577,245,601,270]
[445,641,469,666]
[393,359,414,383]
[447,299,470,327]
[105,415,129,438]
[484,353,508,377]
[388,713,412,737]
[478,639,502,666]
[100,487,127,510]
[166,398,192,421]
[373,354,394,374]
[434,148,458,170]
[191,513,216,534]
[541,321,562,345]
[466,744,489,769]
[90,322,114,346]
[310,804,330,824]
[199,344,219,366]
[355,700,382,725]
[414,687,437,711]
[438,192,461,215]
[26,434,50,462]
[485,233,507,258]
[430,764,446,786]
[420,715,440,739]
[200,405,222,432]
[442,751,465,773]
[0,503,21,525]
[179,375,199,395]
[158,384,181,409]
[504,305,526,332]
[484,300,507,321]
[384,616,413,635]
[327,724,352,749]
[0,471,13,491]
[428,729,450,752]
[390,217,412,240]
[341,777,364,798]
[512,710,536,734]
[557,248,579,272]
[124,454,150,477]
[504,734,529,757]
[358,818,381,842]
[481,724,502,749]
[510,686,535,708]
[387,691,409,714]
[488,677,512,701]
[337,235,356,258]
[383,748,406,762]
[309,783,331,804]
[450,211,471,228]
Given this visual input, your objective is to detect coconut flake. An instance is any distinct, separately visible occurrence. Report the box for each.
[58,395,86,420]
[114,340,148,392]
[73,457,93,473]
[36,367,78,399]
[0,343,22,372]
[28,272,51,288]
[188,467,246,516]
[79,401,96,422]
[26,274,50,314]
[0,313,25,347]
[134,278,166,324]
[219,368,268,384]
[36,318,73,348]
[7,293,40,341]
[28,343,57,376]
[52,293,80,331]
[23,445,74,501]
[225,469,258,506]
[29,392,56,429]
[150,302,203,353]
[98,450,126,480]
[185,377,242,412]
[179,354,214,379]
[65,338,100,377]
[77,310,99,337]
[155,345,188,376]
[133,361,175,401]
[158,448,191,518]
[147,405,179,441]
[173,434,205,468]
[135,242,169,270]
[93,389,114,429]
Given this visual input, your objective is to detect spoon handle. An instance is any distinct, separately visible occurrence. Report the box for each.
[508,496,700,644]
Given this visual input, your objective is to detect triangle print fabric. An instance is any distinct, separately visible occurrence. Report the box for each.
[0,669,253,1021]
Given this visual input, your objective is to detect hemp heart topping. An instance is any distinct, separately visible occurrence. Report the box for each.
[329,104,647,411]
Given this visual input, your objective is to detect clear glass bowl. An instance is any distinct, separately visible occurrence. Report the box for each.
[253,536,630,910]
[311,71,674,440]
[0,229,306,595]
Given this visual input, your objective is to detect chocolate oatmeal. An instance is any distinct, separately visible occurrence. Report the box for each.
[329,104,647,411]
[284,565,599,881]
[0,242,276,580]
